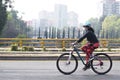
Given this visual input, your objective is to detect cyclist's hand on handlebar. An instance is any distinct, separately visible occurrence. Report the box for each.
[71,43,75,46]
[71,41,78,46]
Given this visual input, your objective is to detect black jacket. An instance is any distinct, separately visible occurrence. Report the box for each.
[77,30,99,43]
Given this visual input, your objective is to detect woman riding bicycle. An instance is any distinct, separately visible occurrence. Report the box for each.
[73,21,100,71]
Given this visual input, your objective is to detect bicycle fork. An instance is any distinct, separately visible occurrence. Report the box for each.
[66,50,73,65]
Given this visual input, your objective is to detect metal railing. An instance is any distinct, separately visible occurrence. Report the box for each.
[0,38,120,48]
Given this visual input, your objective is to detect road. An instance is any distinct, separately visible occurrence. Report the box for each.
[0,61,120,80]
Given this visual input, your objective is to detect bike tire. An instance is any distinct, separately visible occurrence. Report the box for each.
[91,53,112,75]
[56,53,78,75]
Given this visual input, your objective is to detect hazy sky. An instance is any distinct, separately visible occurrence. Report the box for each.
[13,0,103,23]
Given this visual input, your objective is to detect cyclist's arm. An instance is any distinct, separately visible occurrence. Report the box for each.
[77,32,88,43]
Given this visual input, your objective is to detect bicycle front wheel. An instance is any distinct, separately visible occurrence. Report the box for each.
[91,53,112,75]
[56,53,78,75]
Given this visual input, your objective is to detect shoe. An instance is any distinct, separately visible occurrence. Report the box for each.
[82,63,90,71]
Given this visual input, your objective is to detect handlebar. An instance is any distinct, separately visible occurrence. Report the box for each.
[70,43,79,48]
[70,43,82,51]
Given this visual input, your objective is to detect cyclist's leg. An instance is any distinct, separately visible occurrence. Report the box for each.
[81,44,91,63]
[85,46,94,63]
[83,52,91,71]
[86,52,90,63]
[85,42,99,64]
[81,44,92,71]
[82,42,99,63]
[83,49,95,71]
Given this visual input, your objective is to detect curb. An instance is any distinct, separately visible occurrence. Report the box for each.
[0,55,120,60]
[0,51,120,60]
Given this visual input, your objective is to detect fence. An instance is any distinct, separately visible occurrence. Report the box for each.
[0,38,120,48]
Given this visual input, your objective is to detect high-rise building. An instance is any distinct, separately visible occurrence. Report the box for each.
[103,0,120,16]
[54,4,68,28]
[103,0,116,16]
[67,11,78,27]
[115,1,120,15]
[39,11,49,28]
[39,4,79,28]
[38,4,79,38]
[39,11,55,27]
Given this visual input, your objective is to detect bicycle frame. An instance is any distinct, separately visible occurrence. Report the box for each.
[69,45,86,65]
[69,45,103,66]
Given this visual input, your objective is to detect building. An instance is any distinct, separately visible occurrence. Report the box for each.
[67,11,78,27]
[54,4,68,28]
[39,11,49,28]
[38,4,79,38]
[103,0,116,16]
[38,4,79,28]
[115,1,120,15]
[103,0,120,16]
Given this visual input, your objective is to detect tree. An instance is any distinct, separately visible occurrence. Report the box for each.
[67,27,70,38]
[62,28,65,38]
[1,20,18,38]
[0,0,12,34]
[0,0,7,34]
[77,28,80,38]
[1,10,31,38]
[51,27,56,38]
[99,15,106,24]
[101,15,120,39]
[49,27,51,38]
[72,27,75,38]
[44,27,48,38]
[57,28,61,38]
[88,18,101,37]
[38,27,41,38]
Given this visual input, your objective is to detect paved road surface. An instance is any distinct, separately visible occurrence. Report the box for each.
[0,61,120,80]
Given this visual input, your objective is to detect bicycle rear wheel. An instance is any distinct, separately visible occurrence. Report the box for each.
[56,53,78,75]
[91,53,112,75]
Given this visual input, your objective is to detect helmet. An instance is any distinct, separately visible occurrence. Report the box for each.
[83,21,91,27]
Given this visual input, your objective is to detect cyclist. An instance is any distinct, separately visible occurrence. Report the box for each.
[73,21,100,71]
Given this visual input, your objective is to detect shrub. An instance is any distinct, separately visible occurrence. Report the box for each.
[28,47,34,51]
[108,47,111,51]
[22,46,28,51]
[16,34,26,38]
[42,46,47,51]
[11,44,18,51]
[62,47,66,51]
[22,46,34,51]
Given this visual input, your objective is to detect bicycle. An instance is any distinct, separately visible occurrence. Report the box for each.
[56,44,112,75]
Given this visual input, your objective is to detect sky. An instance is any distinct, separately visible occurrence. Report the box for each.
[13,0,103,23]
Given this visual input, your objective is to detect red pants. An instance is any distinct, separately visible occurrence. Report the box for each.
[81,43,99,63]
